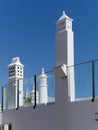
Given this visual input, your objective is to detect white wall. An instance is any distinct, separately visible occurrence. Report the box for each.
[65,100,98,130]
[2,99,98,130]
[0,106,2,125]
[2,104,55,130]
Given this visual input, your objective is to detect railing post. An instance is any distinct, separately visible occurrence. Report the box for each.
[16,79,19,110]
[92,61,95,102]
[2,87,4,111]
[33,75,36,109]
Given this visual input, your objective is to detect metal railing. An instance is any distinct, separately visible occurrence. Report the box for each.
[2,70,55,110]
[2,59,98,110]
[68,59,98,101]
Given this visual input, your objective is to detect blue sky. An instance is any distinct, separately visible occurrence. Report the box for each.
[0,0,98,92]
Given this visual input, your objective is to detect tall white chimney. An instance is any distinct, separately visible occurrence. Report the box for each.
[39,68,48,104]
[55,11,75,101]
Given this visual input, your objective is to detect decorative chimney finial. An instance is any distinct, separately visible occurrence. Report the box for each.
[63,11,65,15]
[42,68,45,74]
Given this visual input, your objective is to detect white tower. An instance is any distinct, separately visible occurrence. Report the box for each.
[39,68,48,104]
[56,11,75,101]
[8,57,24,106]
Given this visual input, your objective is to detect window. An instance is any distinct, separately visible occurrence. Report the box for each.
[17,67,19,69]
[9,66,15,70]
[12,66,15,69]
